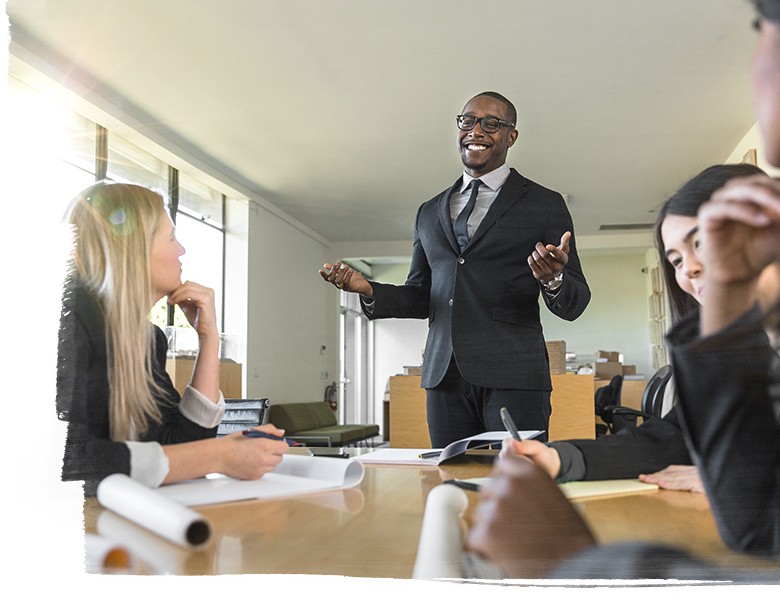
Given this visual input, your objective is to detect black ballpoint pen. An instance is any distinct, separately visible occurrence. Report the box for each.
[241,429,299,446]
[499,407,544,442]
[418,450,442,459]
[443,479,481,492]
[500,406,522,441]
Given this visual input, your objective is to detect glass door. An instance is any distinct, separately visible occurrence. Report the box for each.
[338,291,374,426]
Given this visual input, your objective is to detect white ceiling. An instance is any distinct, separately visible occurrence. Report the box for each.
[6,0,761,252]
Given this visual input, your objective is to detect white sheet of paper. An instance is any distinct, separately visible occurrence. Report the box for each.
[155,453,365,507]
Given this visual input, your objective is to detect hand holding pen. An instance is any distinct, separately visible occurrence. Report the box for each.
[499,407,560,479]
[242,428,300,446]
[216,425,289,480]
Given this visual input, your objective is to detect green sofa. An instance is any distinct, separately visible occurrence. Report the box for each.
[267,402,379,447]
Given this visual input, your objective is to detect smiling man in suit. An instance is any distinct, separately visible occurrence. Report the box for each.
[321,91,590,447]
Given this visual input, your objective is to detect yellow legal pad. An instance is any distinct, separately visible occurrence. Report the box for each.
[444,477,658,499]
[557,479,658,500]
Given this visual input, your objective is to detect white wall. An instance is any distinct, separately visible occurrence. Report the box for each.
[539,250,654,377]
[372,317,428,424]
[223,198,249,379]
[245,201,336,405]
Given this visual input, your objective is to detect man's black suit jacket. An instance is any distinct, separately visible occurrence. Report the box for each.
[365,168,591,390]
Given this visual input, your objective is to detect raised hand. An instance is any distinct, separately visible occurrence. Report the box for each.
[698,175,780,334]
[319,260,374,298]
[528,231,571,284]
[699,175,780,286]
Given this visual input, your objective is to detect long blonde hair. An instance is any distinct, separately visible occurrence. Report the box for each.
[65,181,168,441]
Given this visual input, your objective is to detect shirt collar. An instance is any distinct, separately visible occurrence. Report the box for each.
[461,164,511,193]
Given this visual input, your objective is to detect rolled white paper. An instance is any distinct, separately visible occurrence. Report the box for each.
[97,473,212,550]
[412,483,469,580]
[84,533,131,572]
[96,510,196,574]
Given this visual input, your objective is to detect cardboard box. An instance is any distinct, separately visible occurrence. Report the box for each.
[546,340,566,375]
[595,361,623,380]
[622,364,636,375]
[597,350,620,362]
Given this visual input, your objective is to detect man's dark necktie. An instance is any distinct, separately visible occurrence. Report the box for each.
[454,179,481,251]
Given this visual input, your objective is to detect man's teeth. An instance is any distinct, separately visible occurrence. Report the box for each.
[467,144,487,150]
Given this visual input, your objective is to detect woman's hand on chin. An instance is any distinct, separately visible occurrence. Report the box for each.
[167,281,219,338]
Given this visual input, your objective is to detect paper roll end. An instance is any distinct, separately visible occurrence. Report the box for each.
[185,519,212,548]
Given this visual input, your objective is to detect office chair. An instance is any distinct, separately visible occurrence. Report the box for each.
[607,365,673,433]
[594,375,623,436]
[640,364,673,417]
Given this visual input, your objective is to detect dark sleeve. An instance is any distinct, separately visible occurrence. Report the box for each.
[548,541,780,582]
[564,407,692,481]
[540,194,590,321]
[549,441,587,482]
[364,203,430,320]
[668,306,780,557]
[57,290,132,483]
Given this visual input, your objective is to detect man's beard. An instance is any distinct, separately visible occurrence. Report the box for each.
[460,151,488,172]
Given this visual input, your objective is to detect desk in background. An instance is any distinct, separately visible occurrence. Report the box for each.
[389,373,597,448]
[165,357,243,398]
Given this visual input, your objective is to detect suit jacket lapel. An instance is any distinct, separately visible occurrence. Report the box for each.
[438,177,463,253]
[466,169,528,251]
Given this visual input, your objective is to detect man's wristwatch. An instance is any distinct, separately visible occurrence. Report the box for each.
[542,271,564,292]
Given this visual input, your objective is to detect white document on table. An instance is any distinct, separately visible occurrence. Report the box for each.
[155,453,365,507]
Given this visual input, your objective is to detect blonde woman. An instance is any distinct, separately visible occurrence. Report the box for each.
[57,181,288,495]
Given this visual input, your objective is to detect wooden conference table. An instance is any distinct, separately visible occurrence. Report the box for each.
[82,448,776,578]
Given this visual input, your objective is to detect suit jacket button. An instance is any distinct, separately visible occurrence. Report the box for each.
[448,299,453,306]
[457,257,465,264]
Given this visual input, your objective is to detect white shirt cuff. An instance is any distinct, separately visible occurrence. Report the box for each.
[179,384,226,428]
[360,296,375,315]
[125,441,169,488]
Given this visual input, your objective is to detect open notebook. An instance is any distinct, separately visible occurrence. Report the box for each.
[355,430,543,466]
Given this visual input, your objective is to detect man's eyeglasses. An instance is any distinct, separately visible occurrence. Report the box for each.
[456,115,515,133]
